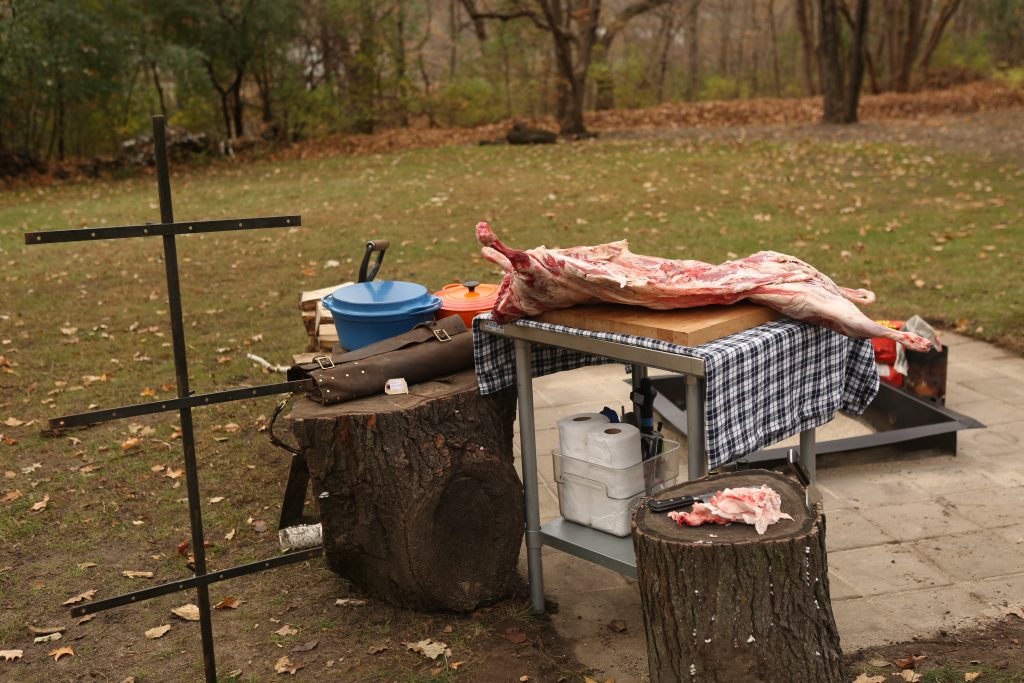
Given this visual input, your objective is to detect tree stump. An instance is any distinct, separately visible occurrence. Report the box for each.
[633,469,845,683]
[285,369,523,611]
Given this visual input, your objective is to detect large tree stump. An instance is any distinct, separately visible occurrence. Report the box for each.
[633,469,845,683]
[285,369,523,611]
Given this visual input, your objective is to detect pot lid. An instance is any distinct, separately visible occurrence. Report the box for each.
[435,281,499,311]
[323,280,441,318]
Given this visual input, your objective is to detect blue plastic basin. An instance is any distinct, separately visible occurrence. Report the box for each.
[322,280,442,350]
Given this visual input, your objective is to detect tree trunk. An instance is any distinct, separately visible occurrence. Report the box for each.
[286,370,524,611]
[150,61,168,119]
[843,0,870,123]
[768,0,782,96]
[684,0,701,100]
[918,0,963,75]
[230,70,245,137]
[795,0,819,95]
[819,0,845,123]
[593,38,615,111]
[633,470,845,683]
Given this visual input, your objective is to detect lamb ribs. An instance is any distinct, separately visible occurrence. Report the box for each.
[476,221,931,351]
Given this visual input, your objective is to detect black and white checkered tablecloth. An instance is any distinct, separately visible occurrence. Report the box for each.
[473,313,879,469]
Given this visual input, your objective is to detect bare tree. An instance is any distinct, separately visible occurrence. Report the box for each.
[683,0,701,100]
[820,0,869,123]
[464,0,670,136]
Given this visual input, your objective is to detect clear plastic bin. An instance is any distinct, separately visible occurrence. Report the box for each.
[551,436,679,537]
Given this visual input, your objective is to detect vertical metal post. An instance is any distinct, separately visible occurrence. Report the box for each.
[686,375,707,480]
[153,116,217,683]
[513,339,545,614]
[799,427,820,507]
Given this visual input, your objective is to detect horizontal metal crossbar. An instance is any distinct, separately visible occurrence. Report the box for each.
[25,215,301,244]
[50,379,313,429]
[70,547,324,617]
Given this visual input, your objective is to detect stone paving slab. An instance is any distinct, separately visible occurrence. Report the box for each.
[509,334,1023,681]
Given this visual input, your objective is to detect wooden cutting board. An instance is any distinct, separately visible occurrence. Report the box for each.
[536,303,779,347]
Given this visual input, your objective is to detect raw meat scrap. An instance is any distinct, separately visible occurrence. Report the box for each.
[476,222,931,351]
[667,485,793,535]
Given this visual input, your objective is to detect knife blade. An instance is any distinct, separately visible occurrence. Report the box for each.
[646,492,715,513]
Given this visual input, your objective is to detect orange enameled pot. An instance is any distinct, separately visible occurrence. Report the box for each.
[434,281,499,327]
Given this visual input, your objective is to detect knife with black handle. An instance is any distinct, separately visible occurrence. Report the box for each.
[646,493,715,513]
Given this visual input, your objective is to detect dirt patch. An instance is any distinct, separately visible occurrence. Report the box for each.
[845,616,1024,682]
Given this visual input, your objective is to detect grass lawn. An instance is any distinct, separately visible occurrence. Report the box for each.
[0,133,1021,680]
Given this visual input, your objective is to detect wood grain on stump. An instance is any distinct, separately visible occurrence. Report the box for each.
[633,469,845,683]
[285,369,522,611]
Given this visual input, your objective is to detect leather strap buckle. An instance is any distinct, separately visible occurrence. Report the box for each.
[315,356,335,369]
[432,328,452,342]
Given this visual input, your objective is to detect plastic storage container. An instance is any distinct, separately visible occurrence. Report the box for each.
[321,280,442,350]
[551,437,680,537]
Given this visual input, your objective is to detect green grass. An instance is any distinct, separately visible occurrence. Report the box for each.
[0,135,1021,678]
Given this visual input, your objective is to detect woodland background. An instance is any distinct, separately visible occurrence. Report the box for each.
[1,0,1022,171]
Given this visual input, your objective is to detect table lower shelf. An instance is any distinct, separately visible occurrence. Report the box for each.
[540,518,637,579]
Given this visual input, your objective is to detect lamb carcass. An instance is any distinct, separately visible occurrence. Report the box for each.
[666,485,793,535]
[476,222,931,351]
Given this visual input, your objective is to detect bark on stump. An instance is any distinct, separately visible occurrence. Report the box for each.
[286,369,523,611]
[632,469,845,683]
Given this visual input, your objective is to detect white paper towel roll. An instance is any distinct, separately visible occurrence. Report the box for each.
[585,423,642,469]
[557,413,609,460]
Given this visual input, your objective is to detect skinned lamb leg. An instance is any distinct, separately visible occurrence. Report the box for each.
[476,222,931,351]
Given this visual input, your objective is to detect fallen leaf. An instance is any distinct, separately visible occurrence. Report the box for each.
[224,528,236,541]
[27,624,66,636]
[30,494,49,512]
[451,661,464,670]
[4,417,25,427]
[607,619,627,633]
[366,643,388,654]
[403,638,450,660]
[275,625,298,637]
[209,496,225,504]
[76,615,94,625]
[121,437,141,451]
[895,654,926,669]
[33,633,61,644]
[223,423,240,434]
[48,646,73,661]
[165,468,183,480]
[334,598,367,607]
[274,655,303,675]
[60,327,78,336]
[965,673,982,681]
[145,624,171,639]
[150,464,165,472]
[291,641,318,652]
[62,589,96,605]
[0,649,23,662]
[177,539,190,555]
[900,671,922,682]
[171,604,200,621]
[520,677,530,682]
[442,624,453,634]
[852,675,885,683]
[1,490,22,504]
[214,597,242,609]
[122,570,153,579]
[139,387,157,398]
[21,462,41,474]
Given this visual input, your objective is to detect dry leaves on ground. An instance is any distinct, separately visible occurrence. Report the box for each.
[33,633,61,644]
[965,673,982,681]
[62,589,96,605]
[274,625,298,637]
[30,494,49,512]
[171,604,200,621]
[122,570,153,579]
[853,675,885,683]
[48,646,73,661]
[403,639,451,660]
[1,490,22,504]
[214,597,242,609]
[274,655,303,675]
[334,598,366,607]
[895,654,926,669]
[0,649,23,662]
[145,624,171,639]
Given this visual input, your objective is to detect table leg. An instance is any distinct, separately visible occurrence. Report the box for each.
[799,427,821,507]
[514,339,545,614]
[686,375,707,480]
